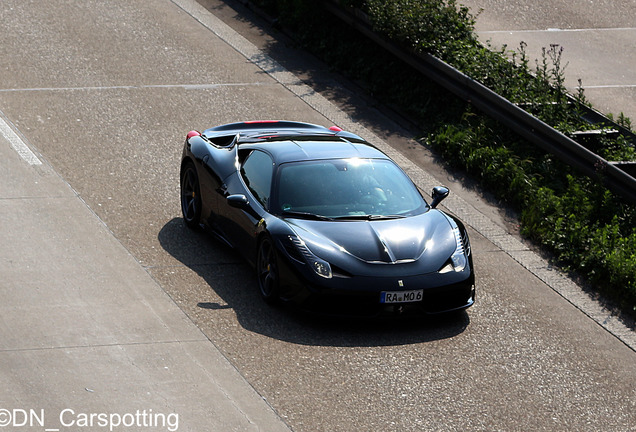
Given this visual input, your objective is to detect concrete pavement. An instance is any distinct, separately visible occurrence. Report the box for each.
[461,0,636,122]
[0,116,291,431]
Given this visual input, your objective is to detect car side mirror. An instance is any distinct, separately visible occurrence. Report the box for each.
[430,186,449,208]
[227,194,262,219]
[227,194,250,209]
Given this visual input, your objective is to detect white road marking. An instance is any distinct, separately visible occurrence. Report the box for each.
[0,111,41,165]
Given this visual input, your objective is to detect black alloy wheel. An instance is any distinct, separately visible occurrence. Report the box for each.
[180,162,202,229]
[257,237,280,303]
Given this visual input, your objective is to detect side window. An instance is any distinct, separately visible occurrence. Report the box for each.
[240,150,274,208]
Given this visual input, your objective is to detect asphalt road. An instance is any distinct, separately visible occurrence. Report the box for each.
[1,0,635,431]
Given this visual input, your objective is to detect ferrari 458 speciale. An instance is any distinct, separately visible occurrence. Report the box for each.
[180,121,475,316]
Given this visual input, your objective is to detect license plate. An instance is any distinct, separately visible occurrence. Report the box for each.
[380,289,423,304]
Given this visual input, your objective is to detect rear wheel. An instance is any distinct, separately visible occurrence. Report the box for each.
[257,237,280,304]
[180,162,202,229]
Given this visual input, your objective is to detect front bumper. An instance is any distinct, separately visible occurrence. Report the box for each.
[303,278,475,317]
[277,255,475,317]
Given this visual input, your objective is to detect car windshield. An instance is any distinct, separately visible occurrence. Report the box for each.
[274,158,428,219]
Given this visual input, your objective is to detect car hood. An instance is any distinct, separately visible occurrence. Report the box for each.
[285,210,456,271]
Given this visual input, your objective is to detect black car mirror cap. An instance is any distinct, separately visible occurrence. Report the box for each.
[227,194,250,209]
[430,186,450,208]
[227,194,262,219]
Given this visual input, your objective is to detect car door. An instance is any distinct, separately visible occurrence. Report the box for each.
[218,149,274,262]
[188,135,239,228]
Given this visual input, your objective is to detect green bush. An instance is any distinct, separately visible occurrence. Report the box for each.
[365,0,477,58]
[521,178,636,308]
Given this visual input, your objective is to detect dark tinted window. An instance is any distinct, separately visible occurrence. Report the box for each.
[275,158,426,217]
[241,150,274,208]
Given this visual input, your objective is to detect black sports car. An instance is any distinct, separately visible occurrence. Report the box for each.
[180,121,475,316]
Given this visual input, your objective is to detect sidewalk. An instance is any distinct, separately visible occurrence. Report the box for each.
[0,122,290,431]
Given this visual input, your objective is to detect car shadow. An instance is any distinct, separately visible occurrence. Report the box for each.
[158,218,469,347]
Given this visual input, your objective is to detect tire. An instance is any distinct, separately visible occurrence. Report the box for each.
[180,161,202,229]
[256,237,280,304]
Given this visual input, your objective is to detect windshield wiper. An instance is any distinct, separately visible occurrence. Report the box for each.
[281,210,333,221]
[332,214,407,221]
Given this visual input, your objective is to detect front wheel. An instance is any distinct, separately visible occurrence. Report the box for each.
[180,162,202,229]
[256,237,280,304]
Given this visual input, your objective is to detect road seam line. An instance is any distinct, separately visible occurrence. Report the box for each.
[583,84,636,89]
[0,338,209,354]
[0,83,275,92]
[481,27,636,34]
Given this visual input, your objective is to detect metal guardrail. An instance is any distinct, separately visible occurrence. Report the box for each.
[321,1,636,204]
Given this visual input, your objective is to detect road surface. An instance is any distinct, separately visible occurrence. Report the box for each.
[1,0,634,431]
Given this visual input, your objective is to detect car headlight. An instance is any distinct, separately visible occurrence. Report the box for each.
[286,235,333,279]
[311,259,333,279]
[439,223,470,274]
[450,226,467,272]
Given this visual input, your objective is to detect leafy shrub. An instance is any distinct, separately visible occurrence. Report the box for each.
[365,0,477,58]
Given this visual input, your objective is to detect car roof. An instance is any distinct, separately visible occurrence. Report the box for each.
[201,121,389,165]
[242,137,388,165]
